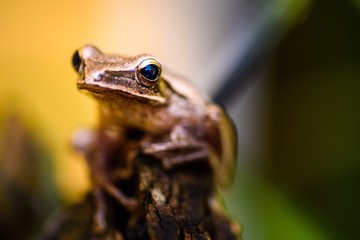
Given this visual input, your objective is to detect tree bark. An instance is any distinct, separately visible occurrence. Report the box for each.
[36,155,241,240]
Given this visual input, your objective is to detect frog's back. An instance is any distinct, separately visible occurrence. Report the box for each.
[161,69,209,105]
[163,69,237,187]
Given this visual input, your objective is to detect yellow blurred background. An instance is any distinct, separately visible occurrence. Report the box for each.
[0,0,239,202]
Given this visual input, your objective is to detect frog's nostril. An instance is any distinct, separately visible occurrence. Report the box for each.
[72,50,82,73]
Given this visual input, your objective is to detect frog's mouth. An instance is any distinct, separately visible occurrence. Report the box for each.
[77,72,167,105]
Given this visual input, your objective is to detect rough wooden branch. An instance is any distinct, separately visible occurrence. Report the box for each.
[36,155,240,239]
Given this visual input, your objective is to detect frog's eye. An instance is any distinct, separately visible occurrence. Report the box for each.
[136,58,161,87]
[72,50,83,74]
[72,45,102,75]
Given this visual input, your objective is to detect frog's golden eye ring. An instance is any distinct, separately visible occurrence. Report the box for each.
[72,50,83,74]
[135,58,161,87]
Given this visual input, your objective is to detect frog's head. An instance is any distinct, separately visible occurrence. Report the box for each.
[72,45,168,104]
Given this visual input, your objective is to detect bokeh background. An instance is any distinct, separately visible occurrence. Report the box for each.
[1,0,359,239]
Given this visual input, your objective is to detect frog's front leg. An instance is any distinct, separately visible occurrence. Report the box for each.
[72,129,138,234]
[72,129,108,234]
[140,126,212,170]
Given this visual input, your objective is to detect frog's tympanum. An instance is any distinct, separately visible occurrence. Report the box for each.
[71,45,237,234]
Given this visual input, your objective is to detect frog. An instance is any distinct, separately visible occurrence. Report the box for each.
[71,45,237,235]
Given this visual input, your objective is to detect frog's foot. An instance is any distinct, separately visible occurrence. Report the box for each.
[142,141,209,169]
[92,187,108,235]
[162,148,209,170]
[92,179,138,237]
[140,126,211,170]
[95,174,139,213]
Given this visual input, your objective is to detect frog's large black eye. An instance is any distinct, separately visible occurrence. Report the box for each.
[72,50,83,74]
[141,64,159,81]
[136,58,161,87]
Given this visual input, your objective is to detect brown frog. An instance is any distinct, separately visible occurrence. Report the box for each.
[71,45,237,234]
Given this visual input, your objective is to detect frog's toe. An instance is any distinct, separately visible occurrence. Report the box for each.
[71,128,97,156]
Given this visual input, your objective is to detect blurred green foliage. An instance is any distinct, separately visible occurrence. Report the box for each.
[0,112,59,239]
[227,0,360,239]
